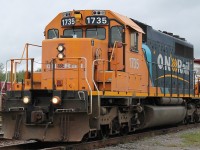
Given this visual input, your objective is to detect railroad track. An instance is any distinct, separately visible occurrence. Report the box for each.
[0,138,37,150]
[57,123,200,150]
[0,123,199,150]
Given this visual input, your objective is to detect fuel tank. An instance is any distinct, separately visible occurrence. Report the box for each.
[140,105,186,129]
[156,97,184,105]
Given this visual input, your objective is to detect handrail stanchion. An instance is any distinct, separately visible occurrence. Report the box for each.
[156,63,158,96]
[164,64,165,96]
[189,70,190,97]
[52,59,55,90]
[148,61,150,96]
[177,67,179,97]
[183,71,185,96]
[170,66,172,97]
[10,60,14,91]
[31,58,34,90]
[198,77,200,97]
[194,71,196,97]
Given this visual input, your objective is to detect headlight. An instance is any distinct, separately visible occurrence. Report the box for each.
[57,45,64,52]
[23,96,31,104]
[52,96,61,105]
[57,53,64,60]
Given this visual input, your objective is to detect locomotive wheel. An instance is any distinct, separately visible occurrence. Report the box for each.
[101,131,109,139]
[194,113,199,123]
[183,117,189,125]
[120,125,129,136]
[100,126,110,139]
[81,133,89,142]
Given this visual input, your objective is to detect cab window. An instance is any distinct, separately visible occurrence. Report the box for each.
[86,28,106,40]
[111,26,123,45]
[130,31,138,52]
[63,28,83,38]
[48,29,59,39]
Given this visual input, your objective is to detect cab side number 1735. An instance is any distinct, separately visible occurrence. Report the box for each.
[61,17,76,26]
[85,16,109,25]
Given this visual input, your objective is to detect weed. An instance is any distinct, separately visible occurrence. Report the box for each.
[181,131,200,146]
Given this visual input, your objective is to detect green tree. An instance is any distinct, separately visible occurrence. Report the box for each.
[35,68,41,72]
[0,63,5,81]
[16,70,25,82]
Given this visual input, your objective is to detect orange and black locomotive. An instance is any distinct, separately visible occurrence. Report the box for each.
[1,10,200,142]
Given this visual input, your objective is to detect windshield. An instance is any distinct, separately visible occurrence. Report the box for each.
[63,29,83,38]
[86,28,106,40]
[62,27,106,40]
[111,26,123,45]
[48,29,59,39]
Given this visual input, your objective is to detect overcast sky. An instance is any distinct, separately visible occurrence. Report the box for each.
[0,0,199,70]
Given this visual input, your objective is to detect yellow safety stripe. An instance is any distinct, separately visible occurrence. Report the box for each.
[89,91,200,98]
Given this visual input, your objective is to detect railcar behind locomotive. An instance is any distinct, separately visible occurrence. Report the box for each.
[1,10,200,142]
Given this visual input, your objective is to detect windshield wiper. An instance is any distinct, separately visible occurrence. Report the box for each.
[52,28,58,38]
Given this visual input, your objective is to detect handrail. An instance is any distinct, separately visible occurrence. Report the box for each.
[109,41,117,62]
[0,60,10,111]
[92,59,111,117]
[10,58,34,90]
[0,60,10,95]
[109,41,123,62]
[12,58,34,83]
[147,61,197,97]
[7,43,42,86]
[15,43,41,79]
[52,57,93,115]
[77,57,92,115]
[91,41,123,116]
[92,59,101,117]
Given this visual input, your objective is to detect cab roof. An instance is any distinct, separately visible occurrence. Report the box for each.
[112,11,144,34]
[45,10,144,34]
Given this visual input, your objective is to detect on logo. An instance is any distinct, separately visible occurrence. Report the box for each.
[157,53,189,75]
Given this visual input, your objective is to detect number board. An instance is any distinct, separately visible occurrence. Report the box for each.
[61,17,76,26]
[85,16,109,25]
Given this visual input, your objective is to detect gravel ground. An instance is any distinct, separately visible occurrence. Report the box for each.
[97,127,200,150]
[0,130,36,148]
[0,127,200,149]
[0,139,35,148]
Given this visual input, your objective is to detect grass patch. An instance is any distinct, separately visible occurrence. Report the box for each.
[181,131,200,146]
[166,143,179,147]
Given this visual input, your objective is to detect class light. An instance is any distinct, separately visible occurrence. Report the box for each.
[52,96,61,105]
[57,45,65,52]
[92,10,105,15]
[57,53,64,60]
[23,96,31,104]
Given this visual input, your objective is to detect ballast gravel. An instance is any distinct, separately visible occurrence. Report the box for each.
[97,127,200,150]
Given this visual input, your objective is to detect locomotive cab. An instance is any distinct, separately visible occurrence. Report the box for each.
[38,10,153,97]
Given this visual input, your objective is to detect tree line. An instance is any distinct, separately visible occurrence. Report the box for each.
[0,63,5,81]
